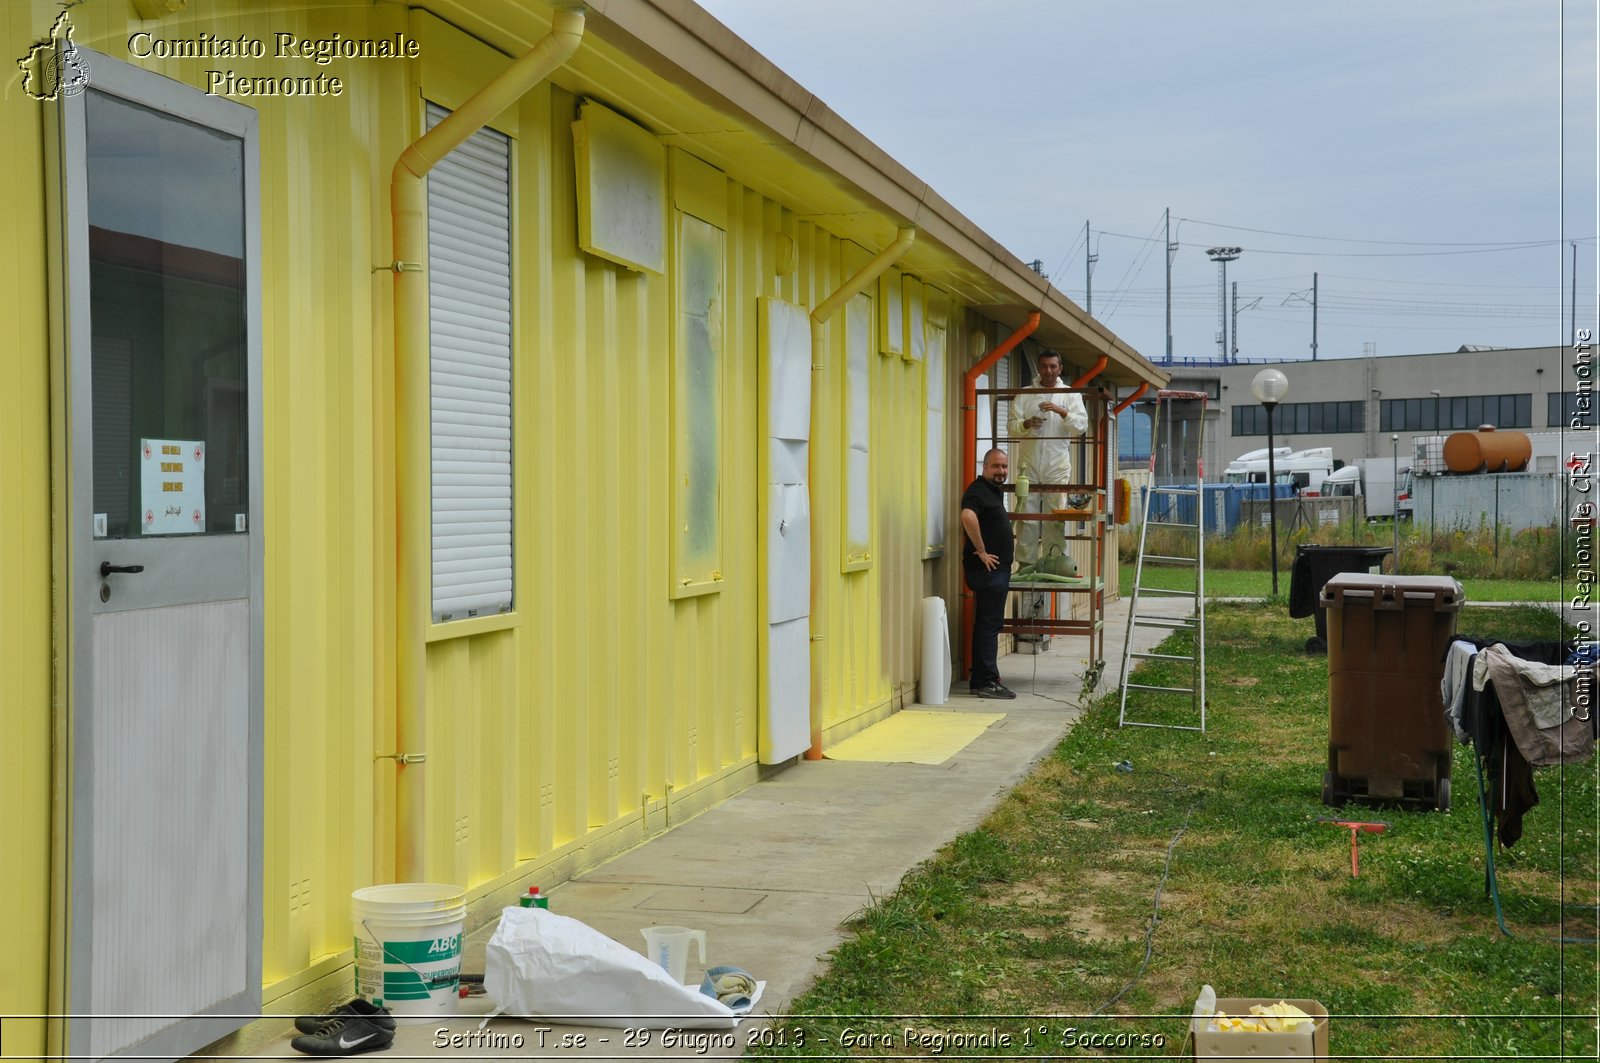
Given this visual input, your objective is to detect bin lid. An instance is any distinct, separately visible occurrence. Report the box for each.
[1296,544,1393,558]
[1320,572,1464,611]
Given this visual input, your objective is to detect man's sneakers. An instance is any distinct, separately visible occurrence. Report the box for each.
[972,681,1016,700]
[290,998,395,1056]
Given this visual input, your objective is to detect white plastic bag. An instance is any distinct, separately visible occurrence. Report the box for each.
[483,907,755,1030]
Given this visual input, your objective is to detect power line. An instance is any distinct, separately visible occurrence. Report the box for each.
[1176,217,1600,248]
[1203,242,1565,259]
[1092,227,1580,258]
[1094,225,1580,256]
[1102,309,1560,333]
[1320,271,1598,291]
[1084,289,1569,316]
[1099,212,1167,323]
[1047,226,1087,291]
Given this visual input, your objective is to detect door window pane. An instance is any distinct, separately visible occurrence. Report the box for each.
[87,92,246,538]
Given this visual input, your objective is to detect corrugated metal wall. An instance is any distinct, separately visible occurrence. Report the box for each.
[1,1,1045,1050]
[0,4,58,1049]
[1411,472,1570,534]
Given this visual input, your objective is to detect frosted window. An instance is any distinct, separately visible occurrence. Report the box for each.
[672,212,724,594]
[925,322,947,554]
[843,293,871,568]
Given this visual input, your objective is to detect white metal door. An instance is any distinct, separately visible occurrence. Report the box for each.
[58,50,263,1060]
[759,297,812,762]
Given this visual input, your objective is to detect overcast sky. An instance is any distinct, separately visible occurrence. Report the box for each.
[696,0,1598,366]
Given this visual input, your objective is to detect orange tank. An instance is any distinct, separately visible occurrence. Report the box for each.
[1441,428,1531,474]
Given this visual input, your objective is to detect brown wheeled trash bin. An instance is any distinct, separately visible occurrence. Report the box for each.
[1320,573,1463,811]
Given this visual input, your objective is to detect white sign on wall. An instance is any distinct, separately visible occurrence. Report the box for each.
[140,438,205,535]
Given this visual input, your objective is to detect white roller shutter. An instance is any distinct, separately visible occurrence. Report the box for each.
[995,353,1012,452]
[427,103,514,621]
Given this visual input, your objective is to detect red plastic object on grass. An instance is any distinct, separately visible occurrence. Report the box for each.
[1320,818,1389,877]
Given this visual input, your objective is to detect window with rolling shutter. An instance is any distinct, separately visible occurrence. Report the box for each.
[426,102,514,622]
[994,352,1012,449]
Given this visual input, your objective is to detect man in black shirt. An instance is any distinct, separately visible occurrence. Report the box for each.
[961,448,1016,699]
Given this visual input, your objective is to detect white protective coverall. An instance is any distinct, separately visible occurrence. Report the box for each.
[1012,384,1089,564]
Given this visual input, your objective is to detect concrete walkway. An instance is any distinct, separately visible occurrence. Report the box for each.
[226,594,1195,1060]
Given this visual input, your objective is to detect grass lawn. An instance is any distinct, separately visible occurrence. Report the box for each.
[1120,563,1568,603]
[763,603,1596,1060]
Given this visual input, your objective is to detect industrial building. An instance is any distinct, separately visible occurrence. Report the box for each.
[1120,344,1586,477]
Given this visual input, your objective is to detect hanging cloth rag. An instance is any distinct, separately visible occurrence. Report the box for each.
[1441,639,1478,743]
[1475,644,1595,767]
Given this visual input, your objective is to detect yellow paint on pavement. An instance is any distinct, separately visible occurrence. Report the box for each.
[824,710,1005,765]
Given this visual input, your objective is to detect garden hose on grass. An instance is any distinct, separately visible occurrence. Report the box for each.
[1473,744,1598,945]
[1091,774,1206,1016]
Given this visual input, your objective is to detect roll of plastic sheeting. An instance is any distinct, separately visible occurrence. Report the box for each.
[919,596,952,705]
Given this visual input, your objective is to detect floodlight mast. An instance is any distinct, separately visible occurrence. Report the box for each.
[1206,247,1242,362]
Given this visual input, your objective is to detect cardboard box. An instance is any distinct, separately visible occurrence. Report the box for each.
[1192,998,1328,1061]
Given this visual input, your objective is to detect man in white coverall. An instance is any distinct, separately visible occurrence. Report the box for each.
[1012,351,1089,565]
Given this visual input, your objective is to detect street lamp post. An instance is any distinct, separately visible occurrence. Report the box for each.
[1392,434,1400,571]
[1252,369,1289,595]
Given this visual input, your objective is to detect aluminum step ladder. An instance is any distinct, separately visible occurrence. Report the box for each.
[1118,390,1210,732]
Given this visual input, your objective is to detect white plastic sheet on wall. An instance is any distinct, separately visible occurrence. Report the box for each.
[761,296,812,763]
[919,596,951,705]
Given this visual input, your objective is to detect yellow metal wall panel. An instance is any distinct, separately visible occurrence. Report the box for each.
[0,6,54,1049]
[6,0,1028,1032]
[723,181,763,765]
[423,629,518,886]
[806,230,840,725]
[811,232,905,737]
[257,4,394,981]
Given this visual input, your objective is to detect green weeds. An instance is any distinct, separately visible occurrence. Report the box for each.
[1123,519,1576,582]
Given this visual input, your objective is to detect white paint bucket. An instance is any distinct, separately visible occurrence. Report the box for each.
[351,883,466,1024]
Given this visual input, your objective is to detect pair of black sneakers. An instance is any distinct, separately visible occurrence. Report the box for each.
[291,998,396,1056]
[972,681,1016,699]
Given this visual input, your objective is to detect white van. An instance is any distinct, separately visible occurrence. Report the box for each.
[1221,446,1336,494]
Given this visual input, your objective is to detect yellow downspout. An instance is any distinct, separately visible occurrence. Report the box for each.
[389,7,585,882]
[806,226,916,759]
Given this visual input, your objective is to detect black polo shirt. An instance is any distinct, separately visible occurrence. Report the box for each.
[960,476,1013,572]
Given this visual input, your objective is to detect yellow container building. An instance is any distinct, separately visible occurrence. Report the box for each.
[0,1,1164,1056]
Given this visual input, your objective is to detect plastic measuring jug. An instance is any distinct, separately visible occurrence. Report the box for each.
[640,925,706,983]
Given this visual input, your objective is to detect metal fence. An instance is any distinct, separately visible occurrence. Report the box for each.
[1410,472,1569,535]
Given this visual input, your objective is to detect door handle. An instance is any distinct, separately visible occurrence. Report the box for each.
[100,562,145,577]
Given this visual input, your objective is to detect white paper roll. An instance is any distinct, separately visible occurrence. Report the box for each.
[919,596,952,705]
